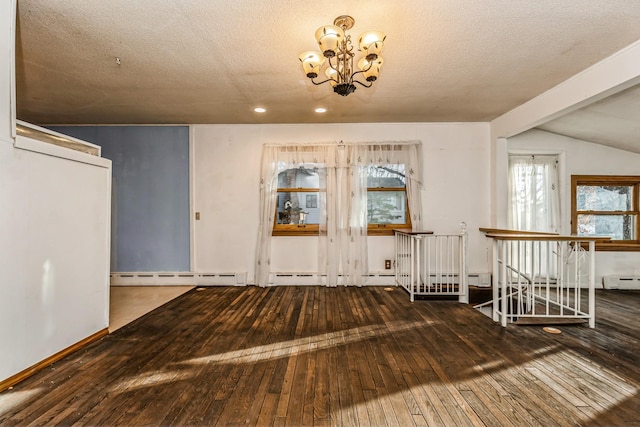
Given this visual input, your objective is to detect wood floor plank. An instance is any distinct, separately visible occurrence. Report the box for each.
[397,333,484,425]
[370,343,422,426]
[415,303,541,427]
[2,286,640,426]
[525,352,633,426]
[256,393,280,426]
[362,388,390,426]
[449,318,581,426]
[301,343,317,426]
[313,348,330,422]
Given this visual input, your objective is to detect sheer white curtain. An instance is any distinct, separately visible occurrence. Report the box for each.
[318,144,367,286]
[255,141,423,287]
[255,144,333,287]
[508,154,560,279]
[508,155,559,233]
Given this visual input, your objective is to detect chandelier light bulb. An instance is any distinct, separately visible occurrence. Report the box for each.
[357,56,384,81]
[358,30,386,60]
[298,51,325,78]
[315,25,345,58]
[325,67,339,87]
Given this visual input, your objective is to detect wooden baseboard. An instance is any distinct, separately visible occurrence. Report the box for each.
[0,328,109,392]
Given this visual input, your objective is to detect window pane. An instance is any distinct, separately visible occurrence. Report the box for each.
[577,214,636,240]
[577,185,633,211]
[277,192,320,224]
[367,191,406,224]
[367,165,405,188]
[278,167,320,189]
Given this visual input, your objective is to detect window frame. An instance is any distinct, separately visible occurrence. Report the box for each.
[366,187,412,236]
[571,175,640,251]
[272,187,321,236]
[272,166,412,237]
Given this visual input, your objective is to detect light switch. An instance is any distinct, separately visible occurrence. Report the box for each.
[195,212,201,220]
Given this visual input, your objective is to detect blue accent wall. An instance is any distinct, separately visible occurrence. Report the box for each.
[50,126,190,272]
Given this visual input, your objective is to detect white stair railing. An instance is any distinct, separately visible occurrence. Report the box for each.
[482,230,609,328]
[394,223,468,303]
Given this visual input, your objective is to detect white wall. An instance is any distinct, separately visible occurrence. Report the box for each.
[0,1,15,143]
[509,128,640,284]
[192,122,492,283]
[0,139,111,382]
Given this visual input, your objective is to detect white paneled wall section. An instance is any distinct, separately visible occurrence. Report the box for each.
[0,136,111,383]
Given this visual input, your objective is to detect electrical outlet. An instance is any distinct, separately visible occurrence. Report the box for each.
[385,259,392,270]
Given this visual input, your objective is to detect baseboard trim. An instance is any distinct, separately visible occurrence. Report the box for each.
[0,328,109,392]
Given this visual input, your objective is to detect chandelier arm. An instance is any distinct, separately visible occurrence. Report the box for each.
[310,77,339,86]
[352,79,373,88]
[326,56,340,72]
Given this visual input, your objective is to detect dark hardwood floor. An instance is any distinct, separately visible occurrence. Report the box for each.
[1,286,639,426]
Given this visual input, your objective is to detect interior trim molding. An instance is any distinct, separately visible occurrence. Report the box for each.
[0,328,109,393]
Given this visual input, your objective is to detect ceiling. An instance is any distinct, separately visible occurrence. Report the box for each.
[537,84,640,154]
[14,0,640,140]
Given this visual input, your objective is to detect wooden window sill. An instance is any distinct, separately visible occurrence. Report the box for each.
[594,242,640,252]
[367,228,398,236]
[272,230,319,237]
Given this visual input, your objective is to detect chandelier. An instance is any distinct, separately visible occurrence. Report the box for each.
[298,15,386,96]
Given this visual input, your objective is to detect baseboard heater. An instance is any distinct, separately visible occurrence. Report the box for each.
[269,272,397,286]
[267,272,491,286]
[603,275,640,290]
[110,271,491,287]
[110,272,247,286]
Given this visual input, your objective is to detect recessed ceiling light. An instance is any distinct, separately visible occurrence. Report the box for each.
[315,107,327,113]
[254,107,266,113]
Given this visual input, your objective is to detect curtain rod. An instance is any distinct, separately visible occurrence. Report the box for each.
[263,140,421,148]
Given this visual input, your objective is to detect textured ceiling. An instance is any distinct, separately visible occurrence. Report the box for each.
[14,0,640,126]
[537,84,640,154]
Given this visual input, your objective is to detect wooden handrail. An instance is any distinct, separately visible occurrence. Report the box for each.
[484,232,610,242]
[393,228,434,235]
[479,227,559,236]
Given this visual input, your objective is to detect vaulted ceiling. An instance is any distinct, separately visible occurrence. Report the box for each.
[14,0,640,152]
[537,84,640,154]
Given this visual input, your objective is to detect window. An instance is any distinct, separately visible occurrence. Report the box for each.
[508,155,560,276]
[508,155,559,233]
[571,175,640,251]
[366,164,411,235]
[306,194,318,208]
[272,163,411,236]
[256,142,423,287]
[274,165,321,235]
